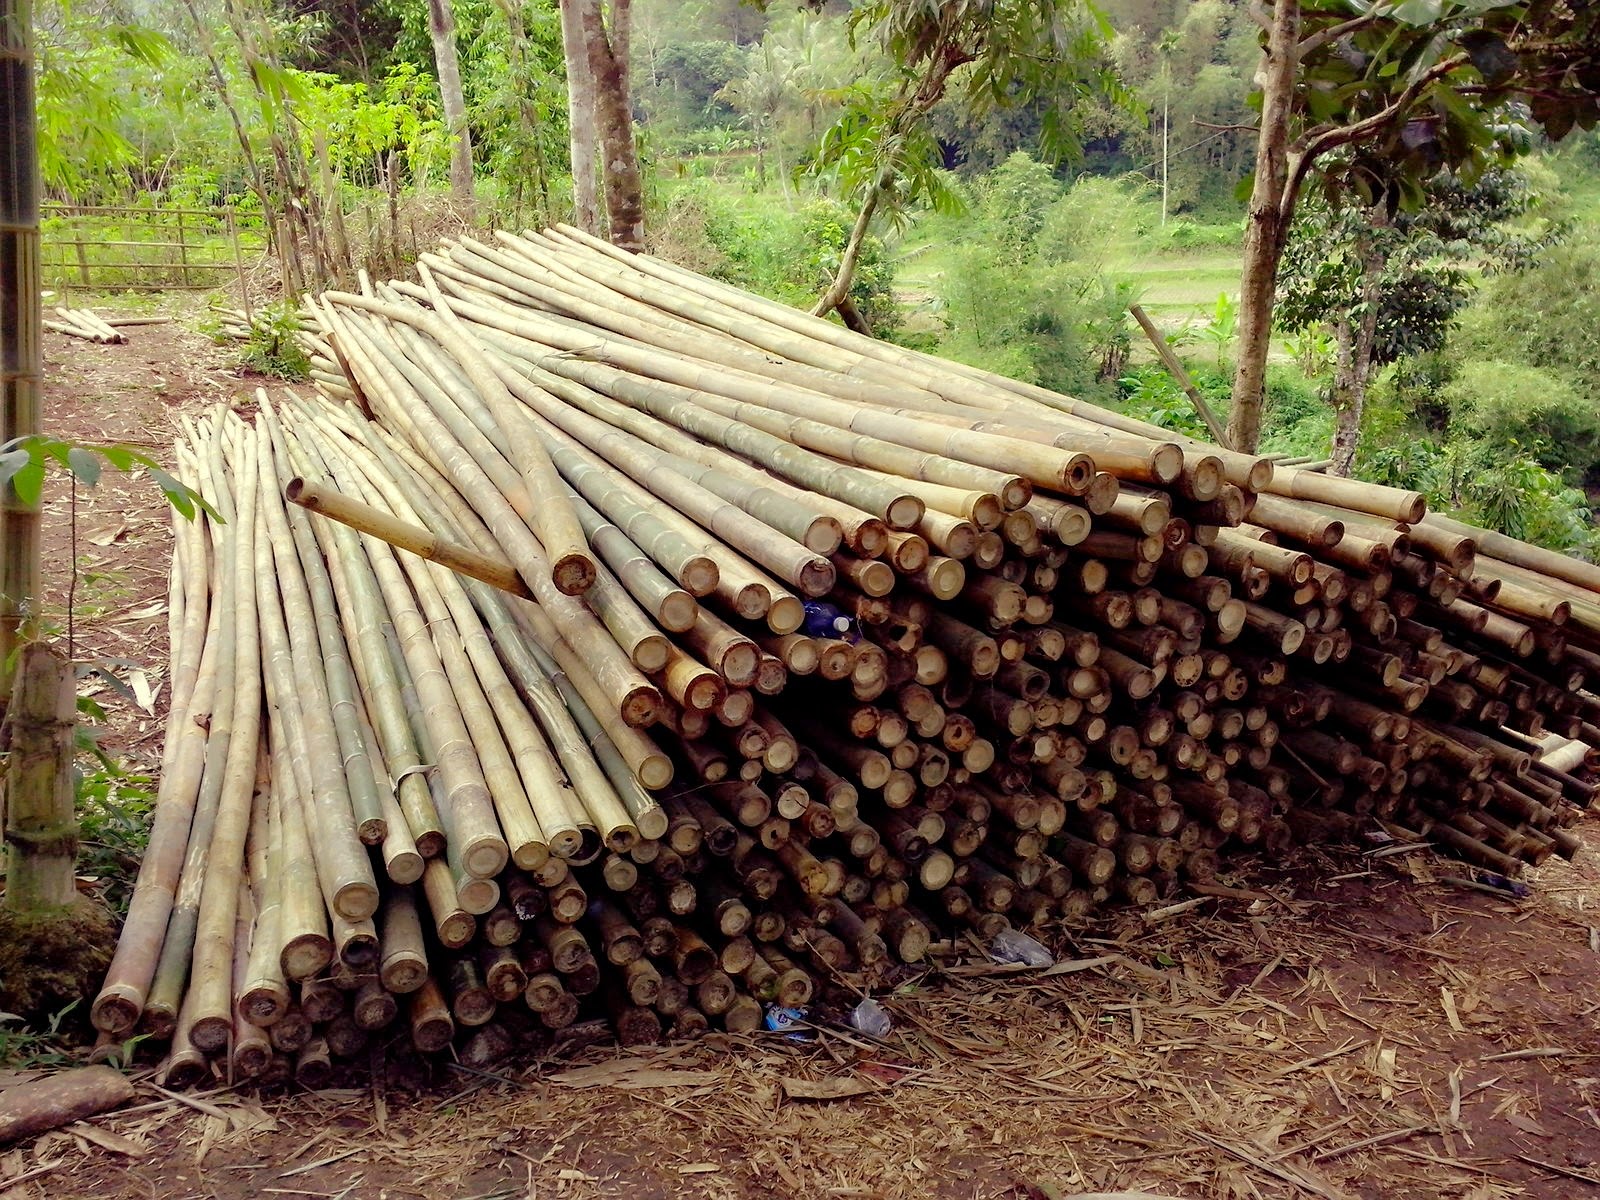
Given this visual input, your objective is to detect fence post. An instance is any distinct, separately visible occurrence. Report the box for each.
[227,207,252,323]
[175,208,192,288]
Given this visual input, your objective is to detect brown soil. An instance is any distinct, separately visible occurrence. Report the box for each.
[3,309,1600,1200]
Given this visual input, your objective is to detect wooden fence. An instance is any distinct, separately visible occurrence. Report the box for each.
[40,203,266,294]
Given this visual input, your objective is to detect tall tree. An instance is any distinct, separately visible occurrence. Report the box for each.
[428,0,476,203]
[1276,168,1537,475]
[558,0,602,233]
[1226,0,1600,453]
[577,0,644,249]
[807,0,1119,334]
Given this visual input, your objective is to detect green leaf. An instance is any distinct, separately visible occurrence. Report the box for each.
[11,461,44,508]
[0,448,29,493]
[1391,0,1444,24]
[67,447,101,486]
[98,446,135,471]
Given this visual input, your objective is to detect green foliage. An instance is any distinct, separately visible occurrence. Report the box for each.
[1037,174,1160,271]
[1443,361,1600,482]
[74,769,156,920]
[977,152,1062,258]
[1194,291,1236,372]
[796,202,900,332]
[237,301,313,382]
[0,1002,79,1070]
[0,437,216,522]
[1456,238,1600,385]
[1115,365,1209,439]
[935,248,1110,399]
[1278,170,1540,372]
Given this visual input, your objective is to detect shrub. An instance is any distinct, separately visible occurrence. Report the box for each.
[1443,360,1600,482]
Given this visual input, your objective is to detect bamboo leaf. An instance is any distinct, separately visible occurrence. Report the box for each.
[11,461,45,508]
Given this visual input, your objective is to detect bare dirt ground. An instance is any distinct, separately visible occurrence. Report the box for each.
[4,314,1600,1200]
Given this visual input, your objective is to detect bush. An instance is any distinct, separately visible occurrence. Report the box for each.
[935,249,1108,399]
[1443,360,1600,482]
[1454,238,1600,384]
[1036,175,1160,268]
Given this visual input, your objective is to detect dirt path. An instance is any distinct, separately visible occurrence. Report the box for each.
[5,315,1600,1200]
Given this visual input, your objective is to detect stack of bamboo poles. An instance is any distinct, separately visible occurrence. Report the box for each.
[43,306,127,343]
[92,226,1595,1086]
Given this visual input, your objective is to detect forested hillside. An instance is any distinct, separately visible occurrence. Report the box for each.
[34,0,1600,554]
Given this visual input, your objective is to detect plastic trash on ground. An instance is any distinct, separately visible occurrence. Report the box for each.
[847,997,893,1037]
[989,927,1053,967]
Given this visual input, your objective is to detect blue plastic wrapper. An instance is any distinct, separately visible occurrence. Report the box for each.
[763,1005,813,1041]
[801,600,857,642]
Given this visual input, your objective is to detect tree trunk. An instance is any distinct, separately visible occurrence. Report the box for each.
[559,0,602,234]
[498,0,552,222]
[0,0,41,700]
[1227,0,1300,454]
[811,175,885,323]
[1,645,77,913]
[428,0,476,204]
[1329,213,1387,477]
[579,0,644,250]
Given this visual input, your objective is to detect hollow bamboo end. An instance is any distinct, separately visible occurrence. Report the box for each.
[804,519,844,556]
[852,519,889,558]
[415,831,447,860]
[1001,478,1033,510]
[799,558,838,598]
[385,851,426,885]
[634,634,671,675]
[722,644,760,687]
[512,841,551,872]
[547,825,584,858]
[606,824,641,854]
[971,494,1004,530]
[1402,494,1428,524]
[439,912,476,949]
[191,1015,231,1055]
[886,496,924,531]
[635,804,670,841]
[767,595,805,635]
[929,560,965,600]
[857,560,896,597]
[551,552,598,596]
[332,879,382,922]
[659,591,698,633]
[1248,459,1274,492]
[1185,456,1224,500]
[945,522,979,560]
[460,839,510,882]
[621,685,664,728]
[90,989,143,1036]
[639,754,675,791]
[238,987,290,1027]
[357,817,388,846]
[734,584,771,621]
[281,935,335,982]
[457,876,500,916]
[1060,454,1096,495]
[1279,623,1307,655]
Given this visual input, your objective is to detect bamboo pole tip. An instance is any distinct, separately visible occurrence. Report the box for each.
[681,557,719,598]
[387,851,426,885]
[766,595,805,636]
[512,842,552,872]
[886,495,925,531]
[332,882,383,922]
[551,552,598,596]
[191,1016,231,1054]
[89,989,142,1036]
[659,591,698,633]
[1060,454,1096,494]
[638,754,674,792]
[416,831,447,859]
[1247,458,1275,491]
[281,935,335,982]
[1401,494,1428,524]
[805,520,845,556]
[634,635,671,675]
[799,559,838,599]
